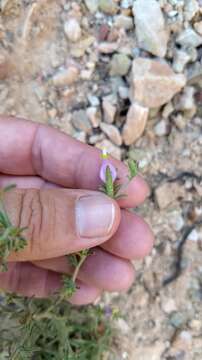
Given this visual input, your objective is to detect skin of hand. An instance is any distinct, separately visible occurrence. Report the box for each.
[0,117,154,305]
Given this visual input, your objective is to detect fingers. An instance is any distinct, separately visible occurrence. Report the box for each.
[0,262,101,304]
[34,248,135,292]
[0,117,149,207]
[102,210,154,260]
[4,188,120,261]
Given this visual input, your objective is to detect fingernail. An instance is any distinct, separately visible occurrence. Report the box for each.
[76,195,115,238]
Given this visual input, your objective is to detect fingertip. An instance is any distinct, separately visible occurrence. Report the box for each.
[118,175,150,208]
[68,281,102,305]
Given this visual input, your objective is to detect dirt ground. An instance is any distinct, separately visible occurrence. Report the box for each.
[0,0,201,359]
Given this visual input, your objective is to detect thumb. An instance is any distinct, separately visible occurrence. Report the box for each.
[4,188,120,261]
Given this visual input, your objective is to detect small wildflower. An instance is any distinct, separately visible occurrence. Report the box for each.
[99,148,117,183]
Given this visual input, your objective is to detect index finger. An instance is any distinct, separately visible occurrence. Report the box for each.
[0,117,149,207]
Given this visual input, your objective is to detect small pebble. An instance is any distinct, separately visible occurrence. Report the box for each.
[176,27,202,48]
[114,15,134,30]
[100,122,122,146]
[64,18,82,42]
[86,107,101,128]
[102,98,117,123]
[154,119,170,136]
[110,53,131,76]
[122,103,148,145]
[99,0,118,15]
[188,229,199,242]
[84,0,99,13]
[52,67,79,87]
[71,110,92,134]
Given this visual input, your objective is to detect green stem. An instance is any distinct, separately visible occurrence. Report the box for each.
[33,253,89,321]
[72,253,88,283]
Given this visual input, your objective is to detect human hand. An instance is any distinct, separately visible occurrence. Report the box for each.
[0,117,154,305]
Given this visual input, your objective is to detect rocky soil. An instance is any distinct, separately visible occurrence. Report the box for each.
[0,0,202,359]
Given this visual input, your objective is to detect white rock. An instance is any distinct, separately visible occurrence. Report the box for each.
[98,42,118,54]
[133,0,168,57]
[87,95,100,107]
[161,298,177,314]
[114,15,134,30]
[52,67,79,87]
[118,86,129,99]
[188,229,199,242]
[173,49,191,73]
[131,58,186,108]
[100,122,122,146]
[84,0,99,13]
[154,119,169,136]
[102,98,117,123]
[184,0,199,21]
[122,103,148,145]
[64,18,82,42]
[176,27,202,48]
[86,107,101,128]
[175,86,196,112]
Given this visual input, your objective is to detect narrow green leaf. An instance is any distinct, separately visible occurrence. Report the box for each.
[127,159,138,180]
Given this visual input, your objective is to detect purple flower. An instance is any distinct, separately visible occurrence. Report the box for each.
[99,148,117,183]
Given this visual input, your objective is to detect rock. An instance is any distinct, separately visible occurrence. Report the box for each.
[110,53,131,76]
[70,36,95,58]
[171,330,192,354]
[98,42,118,54]
[173,49,191,73]
[64,18,82,42]
[194,21,202,36]
[121,0,133,8]
[184,0,199,21]
[131,58,186,108]
[122,103,148,145]
[154,119,170,136]
[100,122,122,146]
[89,133,105,144]
[86,107,101,128]
[102,98,117,123]
[114,15,134,30]
[176,27,202,48]
[133,0,168,57]
[187,229,199,242]
[87,95,100,107]
[98,24,110,42]
[118,86,129,99]
[52,67,79,86]
[155,182,185,209]
[172,114,187,130]
[99,0,118,15]
[96,139,121,160]
[168,211,185,231]
[115,318,130,335]
[84,0,99,13]
[74,131,86,143]
[71,110,92,133]
[162,102,174,118]
[175,86,196,113]
[161,298,177,314]
[170,312,187,328]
